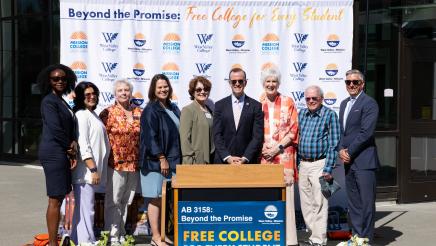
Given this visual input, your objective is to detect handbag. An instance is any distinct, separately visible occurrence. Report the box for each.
[319,176,341,198]
[33,234,49,246]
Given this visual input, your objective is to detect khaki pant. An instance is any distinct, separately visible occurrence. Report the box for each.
[286,184,298,245]
[104,167,139,239]
[298,159,328,245]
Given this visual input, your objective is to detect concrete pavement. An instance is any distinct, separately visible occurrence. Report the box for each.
[1,163,436,246]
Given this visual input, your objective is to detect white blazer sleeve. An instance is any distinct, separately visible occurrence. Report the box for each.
[76,110,94,161]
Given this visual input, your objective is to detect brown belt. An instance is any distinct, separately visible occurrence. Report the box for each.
[300,156,325,162]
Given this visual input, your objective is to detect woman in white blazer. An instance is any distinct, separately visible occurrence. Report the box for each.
[71,81,110,245]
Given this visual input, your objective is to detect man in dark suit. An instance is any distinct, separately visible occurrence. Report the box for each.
[337,69,380,246]
[213,67,264,164]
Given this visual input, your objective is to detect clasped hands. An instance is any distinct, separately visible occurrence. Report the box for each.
[227,156,247,165]
[262,144,280,161]
[339,148,351,164]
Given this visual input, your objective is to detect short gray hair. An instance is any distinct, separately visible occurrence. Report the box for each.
[113,79,134,95]
[261,68,281,86]
[305,85,324,98]
[345,69,365,82]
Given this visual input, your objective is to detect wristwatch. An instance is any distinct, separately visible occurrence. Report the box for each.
[89,167,98,173]
[278,145,284,154]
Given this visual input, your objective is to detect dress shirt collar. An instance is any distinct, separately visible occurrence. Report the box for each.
[350,91,362,101]
[231,93,245,104]
[305,104,325,117]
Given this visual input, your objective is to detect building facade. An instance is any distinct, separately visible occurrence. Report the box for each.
[1,0,435,203]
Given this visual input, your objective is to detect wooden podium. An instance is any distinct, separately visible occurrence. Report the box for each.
[170,164,286,246]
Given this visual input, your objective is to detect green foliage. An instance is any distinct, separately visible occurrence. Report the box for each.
[122,235,135,246]
[96,231,109,246]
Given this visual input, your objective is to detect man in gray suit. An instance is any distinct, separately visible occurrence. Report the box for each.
[337,69,380,246]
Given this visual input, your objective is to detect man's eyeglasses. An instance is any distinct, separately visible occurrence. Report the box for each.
[345,80,362,86]
[229,79,245,85]
[195,87,209,93]
[305,97,320,102]
[50,76,66,82]
[84,92,97,98]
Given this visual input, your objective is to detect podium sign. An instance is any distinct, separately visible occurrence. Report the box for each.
[178,201,285,246]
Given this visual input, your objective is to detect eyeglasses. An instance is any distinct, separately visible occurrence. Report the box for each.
[50,76,66,82]
[345,80,362,86]
[305,97,320,102]
[230,79,245,85]
[195,87,209,93]
[84,92,97,98]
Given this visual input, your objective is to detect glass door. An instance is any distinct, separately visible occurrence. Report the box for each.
[399,3,436,202]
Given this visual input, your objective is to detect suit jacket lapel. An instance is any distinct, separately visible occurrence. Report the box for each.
[340,98,349,131]
[236,96,251,132]
[224,96,237,132]
[345,92,365,131]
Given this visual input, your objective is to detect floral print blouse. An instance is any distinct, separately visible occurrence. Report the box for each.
[99,103,142,171]
[260,94,299,178]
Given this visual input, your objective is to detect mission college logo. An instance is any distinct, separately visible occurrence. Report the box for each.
[162,33,181,53]
[99,62,118,82]
[319,63,344,82]
[290,62,308,81]
[100,32,119,52]
[261,33,279,53]
[69,31,88,50]
[194,34,213,53]
[321,34,345,53]
[292,33,309,53]
[261,62,277,71]
[324,92,337,105]
[128,33,152,53]
[226,34,250,53]
[162,62,180,81]
[71,61,87,79]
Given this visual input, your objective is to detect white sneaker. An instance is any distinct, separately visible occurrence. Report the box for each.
[110,237,121,246]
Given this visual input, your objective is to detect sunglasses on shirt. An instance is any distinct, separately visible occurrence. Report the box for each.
[345,80,362,86]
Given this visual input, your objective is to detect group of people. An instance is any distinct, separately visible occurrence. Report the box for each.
[38,63,379,246]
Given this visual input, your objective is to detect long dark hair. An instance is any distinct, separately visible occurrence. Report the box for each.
[36,64,77,96]
[148,74,173,105]
[73,81,100,112]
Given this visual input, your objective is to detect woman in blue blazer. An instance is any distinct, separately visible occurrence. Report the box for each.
[37,64,77,246]
[140,74,180,246]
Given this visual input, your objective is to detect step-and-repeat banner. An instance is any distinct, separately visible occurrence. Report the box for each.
[60,0,353,114]
[60,0,353,238]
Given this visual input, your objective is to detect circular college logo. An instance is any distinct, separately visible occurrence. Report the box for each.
[134,33,146,47]
[264,205,278,219]
[327,34,340,48]
[325,63,339,76]
[232,34,245,48]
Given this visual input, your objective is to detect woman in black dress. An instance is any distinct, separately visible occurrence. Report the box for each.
[37,64,77,246]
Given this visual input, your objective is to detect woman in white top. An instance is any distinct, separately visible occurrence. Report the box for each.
[71,81,110,245]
